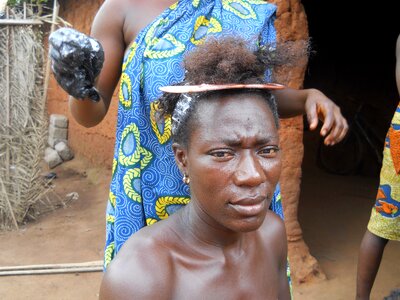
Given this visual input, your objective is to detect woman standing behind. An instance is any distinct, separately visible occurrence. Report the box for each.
[49,0,348,268]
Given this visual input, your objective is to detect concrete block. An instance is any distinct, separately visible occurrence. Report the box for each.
[48,126,68,147]
[55,141,74,161]
[48,138,68,148]
[45,147,54,156]
[44,147,63,169]
[50,114,68,128]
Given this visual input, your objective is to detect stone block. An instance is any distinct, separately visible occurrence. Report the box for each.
[55,141,74,161]
[45,147,54,156]
[44,147,63,169]
[48,138,68,149]
[50,114,68,128]
[48,126,68,147]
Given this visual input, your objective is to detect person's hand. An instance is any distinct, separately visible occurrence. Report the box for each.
[305,89,348,145]
[49,27,104,101]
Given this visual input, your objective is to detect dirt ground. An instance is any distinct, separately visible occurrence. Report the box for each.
[0,131,399,300]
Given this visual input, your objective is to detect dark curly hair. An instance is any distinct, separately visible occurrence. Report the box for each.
[158,36,307,146]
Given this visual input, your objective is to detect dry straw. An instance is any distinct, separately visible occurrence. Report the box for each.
[0,4,55,230]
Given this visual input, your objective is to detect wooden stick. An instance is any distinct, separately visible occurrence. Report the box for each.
[0,19,43,25]
[0,267,102,276]
[3,7,19,231]
[0,260,103,271]
[0,261,103,276]
[41,0,59,105]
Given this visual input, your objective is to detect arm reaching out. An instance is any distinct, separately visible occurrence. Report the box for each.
[274,87,349,145]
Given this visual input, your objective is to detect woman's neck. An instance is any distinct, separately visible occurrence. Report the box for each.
[177,201,245,254]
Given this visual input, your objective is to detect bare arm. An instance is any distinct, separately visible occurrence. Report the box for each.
[68,0,126,127]
[273,87,348,145]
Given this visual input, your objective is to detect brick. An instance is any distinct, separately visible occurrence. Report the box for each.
[48,126,68,147]
[55,141,74,161]
[44,148,63,169]
[50,114,69,128]
[48,138,68,149]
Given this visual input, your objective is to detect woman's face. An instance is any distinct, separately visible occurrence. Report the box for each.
[174,92,281,233]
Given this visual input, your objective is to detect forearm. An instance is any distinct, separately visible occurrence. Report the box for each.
[69,95,108,128]
[273,87,310,118]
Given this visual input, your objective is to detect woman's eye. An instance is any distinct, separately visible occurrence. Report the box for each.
[259,146,280,157]
[209,150,233,159]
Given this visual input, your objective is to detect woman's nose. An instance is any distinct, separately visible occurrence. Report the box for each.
[233,152,266,187]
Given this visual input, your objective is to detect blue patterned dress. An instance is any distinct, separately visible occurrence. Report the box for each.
[104,0,285,267]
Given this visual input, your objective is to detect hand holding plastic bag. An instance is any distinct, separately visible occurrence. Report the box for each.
[49,27,104,101]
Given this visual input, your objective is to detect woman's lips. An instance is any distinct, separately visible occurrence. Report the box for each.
[228,197,267,216]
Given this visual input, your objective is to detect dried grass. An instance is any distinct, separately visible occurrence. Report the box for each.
[0,9,50,229]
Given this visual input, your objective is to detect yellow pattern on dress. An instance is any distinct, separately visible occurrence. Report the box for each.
[144,18,186,59]
[104,242,115,268]
[156,196,190,219]
[123,168,142,202]
[106,215,115,224]
[150,102,172,144]
[109,191,116,209]
[146,218,158,226]
[140,146,153,169]
[122,42,137,72]
[191,16,222,45]
[118,123,141,167]
[246,0,270,4]
[119,73,132,109]
[222,0,257,19]
[368,104,400,241]
[111,158,118,178]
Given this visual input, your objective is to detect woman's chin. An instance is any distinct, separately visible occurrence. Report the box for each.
[228,215,266,233]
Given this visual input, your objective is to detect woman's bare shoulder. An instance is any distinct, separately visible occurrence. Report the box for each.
[259,211,287,250]
[99,225,175,299]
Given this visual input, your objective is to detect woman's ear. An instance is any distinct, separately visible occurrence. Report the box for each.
[172,143,188,174]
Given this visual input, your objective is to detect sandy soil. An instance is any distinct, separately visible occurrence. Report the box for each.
[0,159,108,300]
[0,131,399,300]
[293,131,400,299]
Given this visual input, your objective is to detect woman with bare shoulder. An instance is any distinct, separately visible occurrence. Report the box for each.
[100,36,290,300]
[49,0,348,277]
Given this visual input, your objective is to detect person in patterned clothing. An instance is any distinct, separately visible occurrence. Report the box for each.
[49,0,348,276]
[356,34,400,300]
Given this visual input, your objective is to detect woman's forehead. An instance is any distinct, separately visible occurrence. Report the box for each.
[192,94,278,140]
[196,92,272,119]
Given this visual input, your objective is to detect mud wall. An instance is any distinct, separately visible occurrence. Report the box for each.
[47,0,322,283]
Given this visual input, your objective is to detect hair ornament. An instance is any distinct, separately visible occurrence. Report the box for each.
[171,93,196,135]
[160,83,285,94]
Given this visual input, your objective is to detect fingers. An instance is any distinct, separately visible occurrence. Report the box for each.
[304,89,349,145]
[319,107,334,137]
[322,108,349,145]
[87,87,101,102]
[306,102,319,130]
